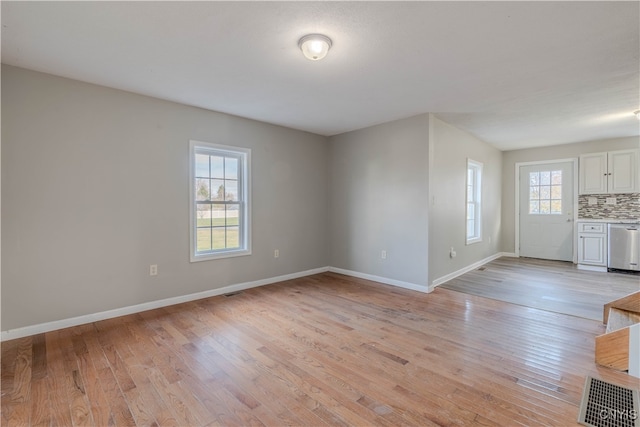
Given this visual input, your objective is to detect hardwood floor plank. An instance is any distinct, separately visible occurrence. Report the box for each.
[144,364,207,426]
[50,329,94,427]
[101,345,136,393]
[1,340,19,399]
[30,334,47,382]
[29,378,51,427]
[72,328,116,427]
[2,400,30,427]
[6,338,32,405]
[96,365,136,426]
[126,364,179,427]
[123,388,159,427]
[393,383,498,427]
[44,333,74,427]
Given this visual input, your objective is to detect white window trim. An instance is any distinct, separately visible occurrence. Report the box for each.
[466,159,483,245]
[189,140,251,262]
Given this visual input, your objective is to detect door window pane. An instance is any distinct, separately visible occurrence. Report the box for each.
[530,201,539,214]
[529,170,562,215]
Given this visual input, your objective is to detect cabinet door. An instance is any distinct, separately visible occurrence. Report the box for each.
[579,152,607,194]
[608,149,638,194]
[578,234,606,266]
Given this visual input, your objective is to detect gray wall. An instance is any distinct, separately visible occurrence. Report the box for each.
[2,65,328,330]
[501,136,640,252]
[328,115,430,288]
[428,116,503,285]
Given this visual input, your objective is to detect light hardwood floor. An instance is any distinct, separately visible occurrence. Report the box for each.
[2,272,638,426]
[440,257,640,320]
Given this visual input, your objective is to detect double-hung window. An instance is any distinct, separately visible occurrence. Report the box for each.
[466,159,483,245]
[189,140,251,261]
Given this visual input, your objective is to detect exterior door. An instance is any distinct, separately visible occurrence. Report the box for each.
[519,161,574,261]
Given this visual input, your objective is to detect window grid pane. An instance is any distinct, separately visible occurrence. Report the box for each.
[528,170,562,215]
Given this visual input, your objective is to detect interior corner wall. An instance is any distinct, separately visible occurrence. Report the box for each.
[1,65,329,331]
[501,136,640,253]
[428,115,503,286]
[327,114,430,288]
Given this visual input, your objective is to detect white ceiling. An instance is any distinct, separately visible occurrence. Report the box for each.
[2,1,639,151]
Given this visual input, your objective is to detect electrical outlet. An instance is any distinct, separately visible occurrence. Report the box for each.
[605,197,617,205]
[150,264,158,276]
[588,197,598,206]
[274,249,279,258]
[381,250,387,260]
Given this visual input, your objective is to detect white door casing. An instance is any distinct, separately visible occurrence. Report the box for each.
[517,160,576,262]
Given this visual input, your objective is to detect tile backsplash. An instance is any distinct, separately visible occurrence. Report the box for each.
[578,193,640,219]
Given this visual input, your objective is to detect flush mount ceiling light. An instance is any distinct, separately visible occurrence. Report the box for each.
[298,34,332,61]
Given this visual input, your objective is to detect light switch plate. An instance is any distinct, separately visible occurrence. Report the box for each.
[587,197,597,205]
[605,197,617,205]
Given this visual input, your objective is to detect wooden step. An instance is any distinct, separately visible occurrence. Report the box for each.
[596,290,640,372]
[595,327,630,371]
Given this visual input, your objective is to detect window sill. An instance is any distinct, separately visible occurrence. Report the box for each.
[466,238,483,246]
[190,249,251,263]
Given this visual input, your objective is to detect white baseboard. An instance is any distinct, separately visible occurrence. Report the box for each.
[1,267,329,341]
[328,267,430,293]
[430,252,511,291]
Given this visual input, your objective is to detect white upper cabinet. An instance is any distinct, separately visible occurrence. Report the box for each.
[579,152,607,194]
[608,149,638,193]
[579,149,639,194]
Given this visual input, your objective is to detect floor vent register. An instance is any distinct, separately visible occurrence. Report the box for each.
[578,377,639,427]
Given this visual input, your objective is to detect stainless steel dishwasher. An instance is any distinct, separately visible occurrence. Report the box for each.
[608,223,640,271]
